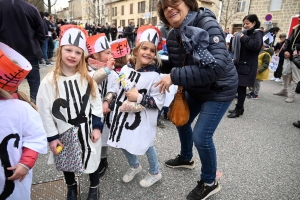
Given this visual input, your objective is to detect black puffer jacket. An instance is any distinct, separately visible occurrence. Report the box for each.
[161,8,238,102]
[293,54,300,69]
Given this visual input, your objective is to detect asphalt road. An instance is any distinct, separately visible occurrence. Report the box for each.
[20,65,300,200]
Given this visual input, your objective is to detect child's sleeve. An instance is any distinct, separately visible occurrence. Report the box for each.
[89,80,104,118]
[258,54,271,73]
[19,147,39,169]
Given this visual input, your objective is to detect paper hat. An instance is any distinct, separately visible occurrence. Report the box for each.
[110,38,131,58]
[136,25,162,47]
[86,33,111,55]
[59,25,88,50]
[263,32,274,47]
[0,42,32,92]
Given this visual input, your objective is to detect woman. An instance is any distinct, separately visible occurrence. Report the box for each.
[272,33,287,82]
[156,0,238,199]
[227,14,263,118]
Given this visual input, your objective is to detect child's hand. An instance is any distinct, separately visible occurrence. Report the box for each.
[7,164,29,182]
[284,51,291,59]
[125,88,139,102]
[103,101,111,114]
[91,129,101,143]
[49,139,63,155]
[106,56,115,70]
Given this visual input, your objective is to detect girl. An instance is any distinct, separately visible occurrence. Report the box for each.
[36,25,103,200]
[0,42,47,200]
[107,25,165,188]
[110,38,131,74]
[86,33,119,178]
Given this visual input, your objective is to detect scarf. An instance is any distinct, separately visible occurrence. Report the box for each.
[174,11,216,66]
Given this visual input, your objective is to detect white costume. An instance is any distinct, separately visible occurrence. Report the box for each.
[107,65,165,155]
[89,68,119,146]
[0,99,47,200]
[36,71,103,173]
[160,74,178,107]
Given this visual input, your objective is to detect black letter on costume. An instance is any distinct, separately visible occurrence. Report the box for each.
[0,134,20,199]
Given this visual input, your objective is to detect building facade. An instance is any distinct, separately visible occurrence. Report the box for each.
[68,0,83,22]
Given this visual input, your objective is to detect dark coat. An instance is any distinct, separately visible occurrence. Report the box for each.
[124,26,135,41]
[0,0,45,60]
[110,27,117,37]
[161,8,238,102]
[284,25,300,55]
[237,28,263,87]
[292,54,300,69]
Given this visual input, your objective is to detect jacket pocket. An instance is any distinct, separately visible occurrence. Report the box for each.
[237,61,251,75]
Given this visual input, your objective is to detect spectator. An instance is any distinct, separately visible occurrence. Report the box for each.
[117,25,124,39]
[0,0,45,102]
[271,33,287,82]
[124,20,136,49]
[110,24,117,41]
[292,48,300,128]
[44,12,56,62]
[106,23,111,41]
[264,27,280,47]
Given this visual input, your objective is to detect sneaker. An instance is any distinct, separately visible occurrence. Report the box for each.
[246,92,254,98]
[275,78,282,82]
[273,89,288,97]
[165,155,195,169]
[157,120,165,128]
[122,164,142,183]
[247,93,258,99]
[285,97,295,103]
[98,157,108,178]
[293,121,300,129]
[270,77,276,81]
[139,172,162,187]
[186,180,221,200]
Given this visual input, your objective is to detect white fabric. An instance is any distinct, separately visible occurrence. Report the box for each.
[160,74,178,107]
[60,28,87,50]
[0,99,47,200]
[36,71,103,173]
[225,34,233,43]
[89,67,119,146]
[107,65,165,155]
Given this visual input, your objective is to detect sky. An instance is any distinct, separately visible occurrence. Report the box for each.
[54,0,69,11]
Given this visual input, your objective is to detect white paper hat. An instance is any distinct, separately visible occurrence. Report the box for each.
[136,25,162,47]
[59,25,88,50]
[86,33,111,55]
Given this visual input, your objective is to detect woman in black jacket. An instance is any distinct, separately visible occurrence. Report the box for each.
[156,0,238,199]
[227,14,263,118]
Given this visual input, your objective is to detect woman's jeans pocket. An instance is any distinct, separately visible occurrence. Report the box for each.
[237,62,251,75]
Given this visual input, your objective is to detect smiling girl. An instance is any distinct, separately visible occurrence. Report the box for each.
[107,25,165,188]
[36,25,103,200]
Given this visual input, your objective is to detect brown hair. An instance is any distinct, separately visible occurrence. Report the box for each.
[157,0,198,26]
[114,56,128,69]
[53,46,97,98]
[0,88,37,110]
[129,42,162,67]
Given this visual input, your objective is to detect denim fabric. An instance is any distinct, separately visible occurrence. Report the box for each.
[176,93,230,183]
[26,59,40,102]
[157,106,169,120]
[42,38,49,62]
[122,146,159,174]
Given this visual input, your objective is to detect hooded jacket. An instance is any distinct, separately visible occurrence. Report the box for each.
[161,8,238,102]
[256,47,274,80]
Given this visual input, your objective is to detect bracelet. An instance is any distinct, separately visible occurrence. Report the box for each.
[18,163,30,171]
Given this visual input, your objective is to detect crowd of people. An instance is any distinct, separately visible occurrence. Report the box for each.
[1,0,300,200]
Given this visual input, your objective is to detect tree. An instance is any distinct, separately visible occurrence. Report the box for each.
[43,0,58,14]
[85,0,97,24]
[215,0,244,29]
[24,0,44,11]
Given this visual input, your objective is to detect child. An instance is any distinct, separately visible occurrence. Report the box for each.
[247,40,274,99]
[36,25,103,200]
[0,42,47,200]
[107,25,165,188]
[110,38,131,74]
[86,33,119,178]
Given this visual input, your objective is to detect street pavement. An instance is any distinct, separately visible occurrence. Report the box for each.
[20,65,300,200]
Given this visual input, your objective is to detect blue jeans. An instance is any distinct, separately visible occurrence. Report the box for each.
[41,37,49,63]
[26,59,40,102]
[122,146,159,174]
[177,93,230,183]
[157,106,169,120]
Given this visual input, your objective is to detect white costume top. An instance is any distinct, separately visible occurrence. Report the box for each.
[107,65,165,155]
[160,74,178,107]
[88,67,119,146]
[36,71,103,173]
[0,99,47,200]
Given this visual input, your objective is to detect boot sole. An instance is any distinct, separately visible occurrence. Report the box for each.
[202,184,221,200]
[165,163,195,169]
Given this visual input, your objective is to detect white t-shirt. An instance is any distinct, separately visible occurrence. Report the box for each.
[0,99,47,200]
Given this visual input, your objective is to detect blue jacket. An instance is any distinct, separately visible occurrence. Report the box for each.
[161,8,238,102]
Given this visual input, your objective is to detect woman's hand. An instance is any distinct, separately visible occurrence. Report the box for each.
[102,101,111,114]
[49,139,63,155]
[91,129,101,143]
[7,164,29,182]
[125,88,139,102]
[154,74,173,93]
[106,56,115,70]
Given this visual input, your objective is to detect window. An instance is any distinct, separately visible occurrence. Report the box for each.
[236,0,246,12]
[269,0,282,11]
[138,18,145,26]
[120,20,125,27]
[138,1,145,13]
[149,0,157,11]
[151,17,157,25]
[130,3,133,14]
[121,5,124,15]
[114,7,117,16]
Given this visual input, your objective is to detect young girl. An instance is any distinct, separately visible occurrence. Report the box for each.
[36,25,103,200]
[0,42,47,200]
[86,33,119,178]
[107,25,165,188]
[110,38,131,74]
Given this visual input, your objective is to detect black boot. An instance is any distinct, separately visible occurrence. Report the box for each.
[227,105,244,118]
[98,157,108,178]
[228,105,244,114]
[87,186,100,200]
[66,183,77,200]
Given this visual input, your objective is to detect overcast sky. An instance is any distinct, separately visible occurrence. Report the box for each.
[54,0,69,11]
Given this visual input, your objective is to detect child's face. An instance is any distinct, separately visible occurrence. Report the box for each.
[96,49,112,62]
[61,45,83,69]
[135,42,156,68]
